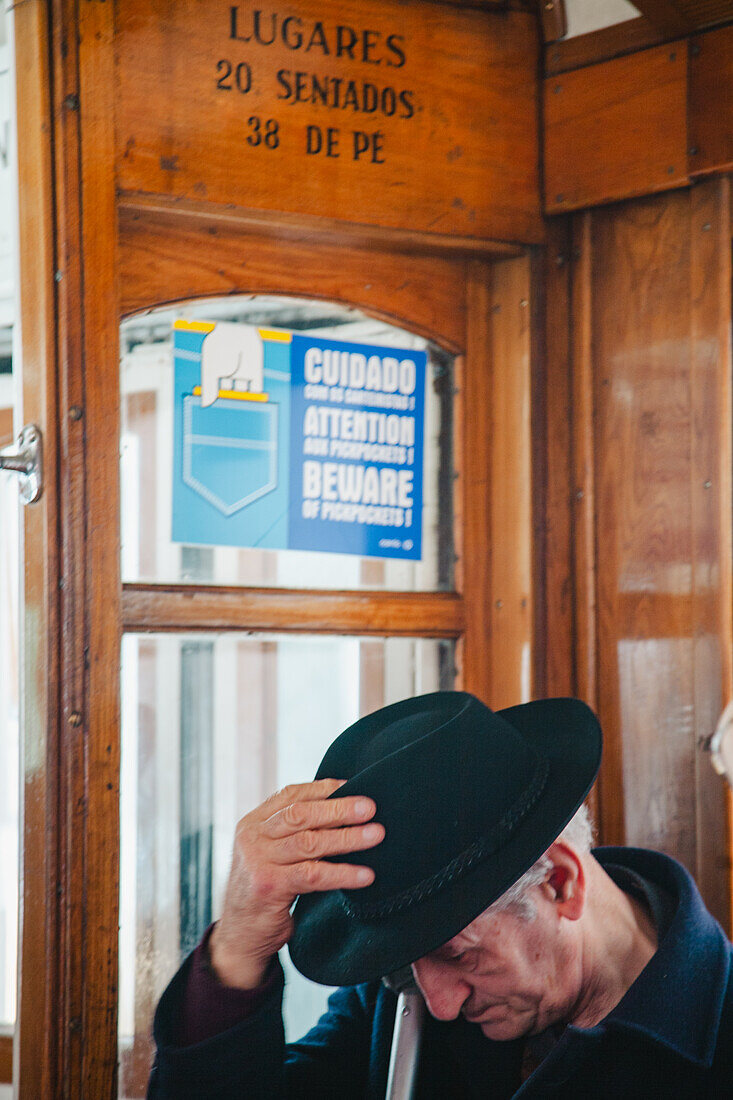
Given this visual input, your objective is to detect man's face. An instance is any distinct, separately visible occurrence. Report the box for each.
[411,897,579,1040]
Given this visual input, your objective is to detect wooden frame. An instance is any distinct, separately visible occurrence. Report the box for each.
[116,204,533,709]
[113,225,535,1090]
[545,24,733,213]
[12,0,120,1095]
[122,586,464,637]
[546,17,674,75]
[631,1,694,36]
[13,1,61,1095]
[12,5,538,1093]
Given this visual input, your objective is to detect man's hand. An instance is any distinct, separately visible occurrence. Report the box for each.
[209,779,384,989]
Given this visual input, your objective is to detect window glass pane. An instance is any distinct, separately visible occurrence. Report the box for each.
[120,296,454,591]
[118,631,454,1099]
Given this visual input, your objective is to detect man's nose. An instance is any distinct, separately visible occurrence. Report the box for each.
[411,957,470,1021]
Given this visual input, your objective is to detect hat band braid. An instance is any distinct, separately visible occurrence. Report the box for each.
[339,754,550,922]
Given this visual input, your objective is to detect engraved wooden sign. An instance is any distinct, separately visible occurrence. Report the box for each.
[115,0,542,243]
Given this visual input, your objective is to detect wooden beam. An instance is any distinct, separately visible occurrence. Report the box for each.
[545,16,672,75]
[122,585,465,638]
[545,24,733,213]
[689,26,733,177]
[537,0,567,43]
[544,43,689,214]
[631,0,695,35]
[117,201,470,355]
[118,191,525,261]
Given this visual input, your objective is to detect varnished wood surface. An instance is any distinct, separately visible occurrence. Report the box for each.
[115,0,543,243]
[455,264,492,701]
[118,203,468,353]
[0,1034,11,1085]
[528,246,547,701]
[568,212,600,830]
[122,584,464,636]
[537,0,566,44]
[0,407,12,446]
[689,179,733,922]
[586,186,731,928]
[50,0,122,1094]
[569,215,596,712]
[540,220,574,699]
[487,255,533,709]
[119,191,526,258]
[544,43,689,214]
[545,16,672,75]
[593,193,694,860]
[53,0,92,1089]
[545,24,733,213]
[689,27,733,177]
[78,1,122,1087]
[13,2,61,1096]
[631,0,694,35]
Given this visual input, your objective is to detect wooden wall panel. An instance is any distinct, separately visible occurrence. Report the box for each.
[570,183,732,927]
[689,26,733,177]
[592,191,695,863]
[115,0,542,244]
[689,180,733,917]
[544,43,689,214]
[545,25,733,214]
[118,204,467,353]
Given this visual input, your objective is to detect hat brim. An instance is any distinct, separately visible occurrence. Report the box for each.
[289,698,601,986]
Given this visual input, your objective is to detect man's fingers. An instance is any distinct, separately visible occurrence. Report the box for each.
[273,822,385,863]
[289,859,376,895]
[249,778,347,822]
[264,794,377,838]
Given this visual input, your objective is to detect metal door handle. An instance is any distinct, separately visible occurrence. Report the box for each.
[707,702,733,790]
[0,424,43,504]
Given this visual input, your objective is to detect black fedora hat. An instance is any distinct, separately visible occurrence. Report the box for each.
[289,692,601,987]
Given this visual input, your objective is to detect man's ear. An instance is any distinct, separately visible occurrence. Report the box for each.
[541,841,585,921]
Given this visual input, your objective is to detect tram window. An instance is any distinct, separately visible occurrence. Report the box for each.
[117,631,454,1098]
[120,295,455,593]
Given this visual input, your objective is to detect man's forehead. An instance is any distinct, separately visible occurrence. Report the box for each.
[431,910,500,956]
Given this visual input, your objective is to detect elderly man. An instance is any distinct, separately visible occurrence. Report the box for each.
[148,693,732,1097]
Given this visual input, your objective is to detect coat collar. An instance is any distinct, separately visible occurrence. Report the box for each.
[595,846,731,1068]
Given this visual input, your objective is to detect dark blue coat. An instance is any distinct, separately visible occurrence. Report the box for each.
[149,848,733,1097]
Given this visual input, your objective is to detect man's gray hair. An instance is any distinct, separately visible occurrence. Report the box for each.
[487,803,594,921]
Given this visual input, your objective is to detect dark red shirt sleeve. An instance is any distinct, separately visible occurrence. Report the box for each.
[178,924,280,1046]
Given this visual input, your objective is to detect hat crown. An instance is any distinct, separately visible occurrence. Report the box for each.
[318,692,548,919]
[291,693,602,986]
